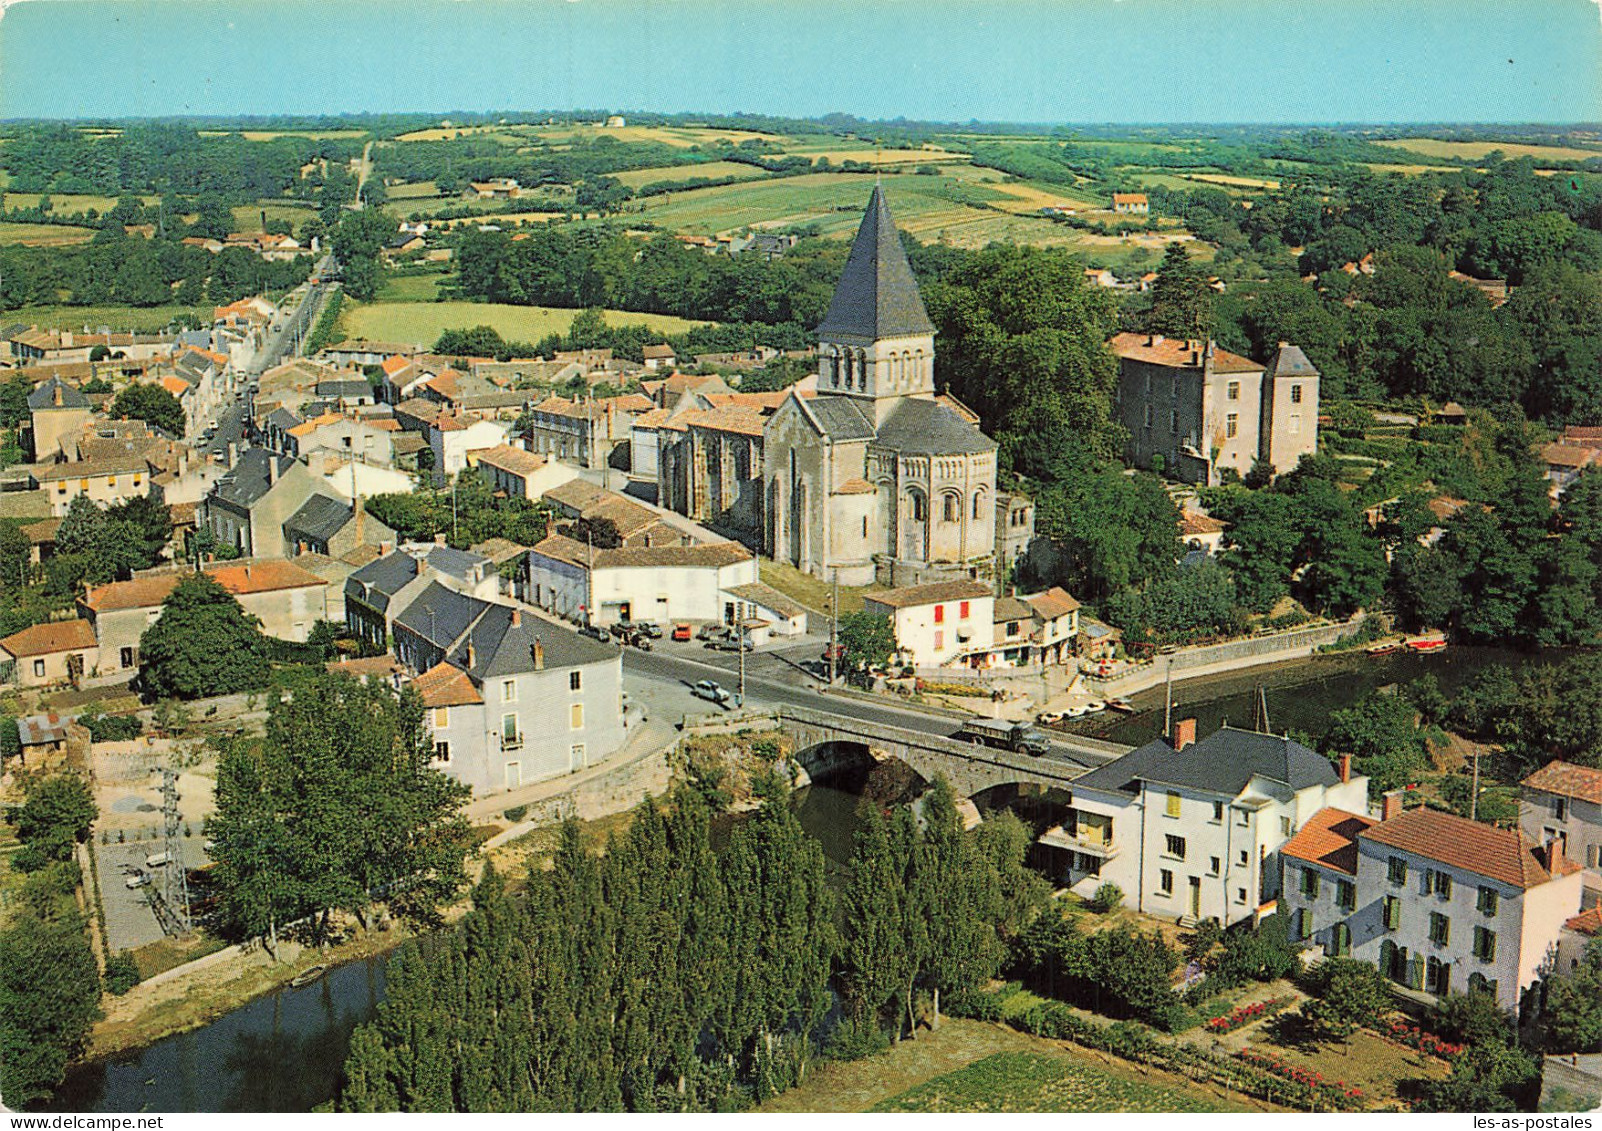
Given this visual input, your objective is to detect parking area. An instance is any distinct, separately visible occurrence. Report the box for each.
[94,834,213,952]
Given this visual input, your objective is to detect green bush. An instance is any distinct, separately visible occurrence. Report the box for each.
[103,951,142,996]
[823,1016,891,1062]
[78,711,142,743]
[502,805,528,823]
[1091,882,1124,913]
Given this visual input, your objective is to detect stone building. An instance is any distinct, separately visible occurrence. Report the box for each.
[1111,334,1319,485]
[762,188,997,587]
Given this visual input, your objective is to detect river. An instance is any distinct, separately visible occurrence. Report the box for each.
[49,644,1564,1112]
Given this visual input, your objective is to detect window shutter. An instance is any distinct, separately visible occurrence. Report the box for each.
[1298,907,1311,940]
[1408,953,1425,990]
[1384,895,1401,930]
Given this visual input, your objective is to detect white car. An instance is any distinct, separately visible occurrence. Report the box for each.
[692,680,732,706]
[125,871,151,890]
[1036,710,1066,726]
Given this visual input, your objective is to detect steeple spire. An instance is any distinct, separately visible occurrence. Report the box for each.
[815,186,934,342]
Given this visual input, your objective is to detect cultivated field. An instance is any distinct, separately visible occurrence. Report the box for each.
[197,129,368,141]
[530,124,783,148]
[872,1052,1243,1113]
[3,192,160,214]
[1376,137,1602,162]
[0,222,95,246]
[386,181,442,198]
[338,300,709,347]
[4,303,212,331]
[230,202,317,232]
[611,161,773,188]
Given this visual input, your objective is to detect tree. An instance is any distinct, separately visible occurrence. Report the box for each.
[1302,957,1390,1042]
[1543,938,1602,1054]
[1147,242,1215,339]
[0,523,31,588]
[1034,468,1179,603]
[0,910,102,1107]
[137,573,270,700]
[840,801,910,1029]
[110,382,185,437]
[918,778,1003,1028]
[1324,691,1430,795]
[836,610,895,677]
[9,773,98,870]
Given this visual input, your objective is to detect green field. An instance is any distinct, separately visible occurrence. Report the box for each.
[339,300,709,347]
[230,202,318,233]
[870,1052,1244,1113]
[3,303,211,331]
[3,192,161,214]
[386,180,442,199]
[376,272,447,302]
[1376,137,1602,162]
[0,222,96,246]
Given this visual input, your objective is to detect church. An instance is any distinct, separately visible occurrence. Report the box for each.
[762,188,999,587]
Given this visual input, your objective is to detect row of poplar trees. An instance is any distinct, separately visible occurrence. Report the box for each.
[338,774,1042,1112]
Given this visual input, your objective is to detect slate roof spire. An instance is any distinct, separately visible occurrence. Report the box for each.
[815,186,934,342]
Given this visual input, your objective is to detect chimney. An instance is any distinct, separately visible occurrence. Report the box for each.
[268,458,279,485]
[1338,753,1352,784]
[47,711,59,724]
[1543,837,1566,875]
[434,532,446,546]
[511,607,521,627]
[531,635,544,671]
[52,384,62,407]
[466,641,476,669]
[1381,789,1405,822]
[1172,717,1197,751]
[379,540,394,555]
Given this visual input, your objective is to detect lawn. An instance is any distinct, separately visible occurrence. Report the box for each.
[4,302,212,331]
[386,180,441,198]
[611,160,774,189]
[338,300,709,347]
[1242,1020,1450,1106]
[230,202,317,233]
[870,1051,1245,1113]
[376,271,447,302]
[761,1018,1260,1113]
[1376,137,1602,162]
[0,222,95,246]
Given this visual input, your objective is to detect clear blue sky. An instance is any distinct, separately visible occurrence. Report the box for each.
[1,0,1598,123]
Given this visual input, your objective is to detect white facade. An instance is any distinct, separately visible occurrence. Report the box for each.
[527,545,758,626]
[432,419,510,477]
[1521,761,1602,908]
[863,583,994,669]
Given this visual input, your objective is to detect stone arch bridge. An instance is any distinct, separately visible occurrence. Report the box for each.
[684,704,1130,798]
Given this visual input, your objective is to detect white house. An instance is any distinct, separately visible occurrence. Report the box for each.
[1042,721,1371,927]
[431,416,509,477]
[1520,760,1602,910]
[526,534,757,626]
[862,579,995,669]
[1281,802,1584,1015]
[468,444,579,501]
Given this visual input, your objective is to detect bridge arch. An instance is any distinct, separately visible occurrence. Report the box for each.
[791,739,930,795]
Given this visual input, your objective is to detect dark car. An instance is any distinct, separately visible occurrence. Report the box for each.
[633,622,663,639]
[608,623,632,640]
[630,634,653,651]
[707,636,753,653]
[579,624,610,643]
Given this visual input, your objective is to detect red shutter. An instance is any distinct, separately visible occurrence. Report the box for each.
[934,604,944,624]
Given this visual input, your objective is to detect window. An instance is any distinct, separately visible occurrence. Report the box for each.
[1236,887,1247,904]
[1225,413,1239,439]
[1158,869,1174,895]
[959,601,970,620]
[1209,856,1221,876]
[1424,870,1452,899]
[1281,816,1294,837]
[911,493,926,522]
[1290,384,1303,404]
[1005,621,1019,637]
[1388,856,1407,885]
[1427,956,1450,996]
[1429,912,1450,946]
[1165,792,1181,818]
[120,646,134,668]
[1295,907,1312,940]
[973,493,984,520]
[942,494,959,523]
[570,703,584,730]
[1554,797,1568,821]
[1144,405,1154,429]
[1472,926,1497,962]
[433,706,450,727]
[1237,809,1250,827]
[1211,801,1224,823]
[934,604,945,625]
[1301,868,1321,899]
[569,671,582,692]
[31,659,44,678]
[1165,834,1186,860]
[433,741,450,763]
[502,679,516,703]
[1331,922,1352,957]
[1477,886,1499,916]
[1238,849,1250,867]
[502,713,521,749]
[1227,380,1240,401]
[1338,879,1356,911]
[1383,894,1401,931]
[1288,413,1301,436]
[863,516,869,537]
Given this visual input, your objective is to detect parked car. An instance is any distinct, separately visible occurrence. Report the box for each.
[697,623,727,642]
[630,634,653,652]
[607,623,632,640]
[578,624,609,643]
[691,679,732,706]
[145,852,171,869]
[1036,710,1066,726]
[633,622,663,639]
[707,636,753,653]
[125,870,151,890]
[953,717,1050,756]
[671,623,693,642]
[821,643,847,664]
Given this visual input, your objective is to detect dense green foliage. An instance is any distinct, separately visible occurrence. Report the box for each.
[836,610,895,677]
[109,382,186,437]
[137,573,271,699]
[364,469,548,548]
[1542,939,1602,1055]
[208,672,474,943]
[1012,906,1184,1030]
[0,903,102,1107]
[340,783,834,1111]
[48,494,172,591]
[8,773,99,872]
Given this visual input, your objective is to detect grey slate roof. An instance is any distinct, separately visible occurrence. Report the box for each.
[1265,344,1320,378]
[345,551,422,613]
[265,408,304,432]
[874,397,996,455]
[28,376,90,411]
[447,603,615,679]
[316,380,373,400]
[815,186,934,342]
[400,542,490,583]
[1074,726,1338,798]
[804,395,875,441]
[394,581,489,650]
[283,494,353,544]
[210,449,298,509]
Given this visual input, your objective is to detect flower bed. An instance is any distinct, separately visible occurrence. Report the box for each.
[1204,996,1293,1034]
[1379,1018,1465,1061]
[1236,1048,1366,1111]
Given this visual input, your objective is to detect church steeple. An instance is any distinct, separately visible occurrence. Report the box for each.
[816,187,936,420]
[816,185,934,341]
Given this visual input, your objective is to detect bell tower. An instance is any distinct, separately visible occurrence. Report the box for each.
[815,186,936,425]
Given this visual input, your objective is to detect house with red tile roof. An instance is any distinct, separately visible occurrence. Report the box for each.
[1521,759,1602,907]
[1282,800,1585,1012]
[0,619,99,687]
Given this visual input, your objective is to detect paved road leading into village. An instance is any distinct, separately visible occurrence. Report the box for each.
[620,647,1124,772]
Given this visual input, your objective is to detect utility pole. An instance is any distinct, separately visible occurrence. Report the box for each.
[736,602,746,708]
[827,569,839,686]
[1470,747,1481,821]
[585,527,596,628]
[1164,662,1174,741]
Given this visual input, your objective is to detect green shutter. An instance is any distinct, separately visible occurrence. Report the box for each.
[1384,895,1401,930]
[1298,907,1312,940]
[1408,953,1425,990]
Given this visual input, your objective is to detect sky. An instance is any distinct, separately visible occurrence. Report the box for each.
[0,0,1599,123]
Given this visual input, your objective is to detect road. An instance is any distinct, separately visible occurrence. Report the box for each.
[621,645,1125,773]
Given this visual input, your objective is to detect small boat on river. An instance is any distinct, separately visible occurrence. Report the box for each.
[1405,634,1448,653]
[1366,640,1401,656]
[290,964,328,988]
